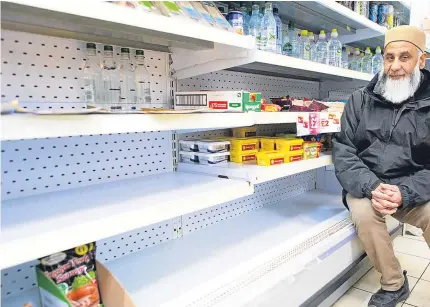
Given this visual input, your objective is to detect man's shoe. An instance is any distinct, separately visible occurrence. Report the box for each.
[368,271,410,307]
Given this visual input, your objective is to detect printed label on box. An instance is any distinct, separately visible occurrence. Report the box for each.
[270,158,285,165]
[289,155,302,162]
[290,145,303,151]
[242,154,256,161]
[209,101,228,109]
[242,144,257,151]
[297,112,341,136]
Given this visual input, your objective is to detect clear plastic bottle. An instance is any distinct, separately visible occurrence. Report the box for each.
[371,46,384,75]
[240,4,250,35]
[327,28,342,67]
[361,47,372,73]
[315,30,328,64]
[282,21,299,57]
[357,52,365,72]
[259,2,265,19]
[299,29,311,60]
[341,46,349,69]
[101,45,120,111]
[260,2,277,52]
[351,48,361,71]
[309,32,317,61]
[273,6,283,54]
[135,50,151,107]
[348,48,354,70]
[249,4,262,49]
[83,43,102,108]
[118,48,136,110]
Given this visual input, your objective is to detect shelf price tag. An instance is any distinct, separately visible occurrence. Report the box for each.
[296,112,341,136]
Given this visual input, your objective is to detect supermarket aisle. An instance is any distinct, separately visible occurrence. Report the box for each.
[333,235,430,307]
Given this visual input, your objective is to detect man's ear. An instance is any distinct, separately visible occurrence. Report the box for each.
[419,52,427,69]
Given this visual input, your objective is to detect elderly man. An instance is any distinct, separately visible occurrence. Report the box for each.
[333,25,430,307]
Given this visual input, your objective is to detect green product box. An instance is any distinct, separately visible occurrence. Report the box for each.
[242,92,262,112]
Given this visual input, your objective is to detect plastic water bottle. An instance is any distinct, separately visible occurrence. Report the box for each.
[327,28,342,67]
[361,47,372,73]
[249,4,262,49]
[259,2,265,19]
[260,2,277,52]
[315,30,328,64]
[282,21,299,57]
[300,29,311,60]
[119,48,136,110]
[101,45,120,110]
[357,52,365,72]
[309,32,317,61]
[372,46,383,75]
[240,5,250,35]
[83,43,102,108]
[351,48,360,71]
[341,46,349,69]
[348,48,354,69]
[134,50,151,107]
[273,6,283,54]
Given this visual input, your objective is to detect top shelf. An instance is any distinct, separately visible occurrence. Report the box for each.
[2,1,404,53]
[283,1,387,37]
[1,1,254,52]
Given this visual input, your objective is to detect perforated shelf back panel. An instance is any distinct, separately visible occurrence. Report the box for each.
[1,131,173,200]
[182,171,316,234]
[178,70,320,100]
[1,216,181,300]
[1,30,171,109]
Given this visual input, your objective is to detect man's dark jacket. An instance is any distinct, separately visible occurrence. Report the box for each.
[333,68,430,209]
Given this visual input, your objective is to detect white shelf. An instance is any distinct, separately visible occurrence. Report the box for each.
[1,112,340,141]
[104,190,351,307]
[275,1,388,49]
[232,50,374,82]
[0,113,255,141]
[0,172,253,270]
[2,1,254,52]
[314,1,387,34]
[179,154,333,184]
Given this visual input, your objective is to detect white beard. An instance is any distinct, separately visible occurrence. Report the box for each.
[378,63,421,104]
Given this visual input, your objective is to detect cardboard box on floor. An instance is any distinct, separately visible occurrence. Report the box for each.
[37,260,135,307]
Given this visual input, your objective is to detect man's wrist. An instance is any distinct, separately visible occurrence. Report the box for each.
[399,185,409,208]
[365,180,383,199]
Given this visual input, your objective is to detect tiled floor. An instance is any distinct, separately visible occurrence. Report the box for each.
[333,235,430,307]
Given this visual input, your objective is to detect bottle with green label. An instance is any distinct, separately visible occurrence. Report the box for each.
[260,2,277,52]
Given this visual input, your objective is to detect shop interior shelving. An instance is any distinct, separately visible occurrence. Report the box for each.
[1,0,413,306]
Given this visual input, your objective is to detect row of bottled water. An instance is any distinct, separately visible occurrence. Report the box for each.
[83,43,152,111]
[244,2,384,76]
[347,46,384,75]
[247,3,280,53]
[282,27,384,75]
[282,28,344,69]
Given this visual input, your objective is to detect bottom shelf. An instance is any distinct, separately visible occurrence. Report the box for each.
[104,190,350,306]
[2,193,402,307]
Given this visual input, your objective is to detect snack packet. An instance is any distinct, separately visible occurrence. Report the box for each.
[38,242,102,307]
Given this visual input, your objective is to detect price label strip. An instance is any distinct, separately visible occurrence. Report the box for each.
[296,112,341,136]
